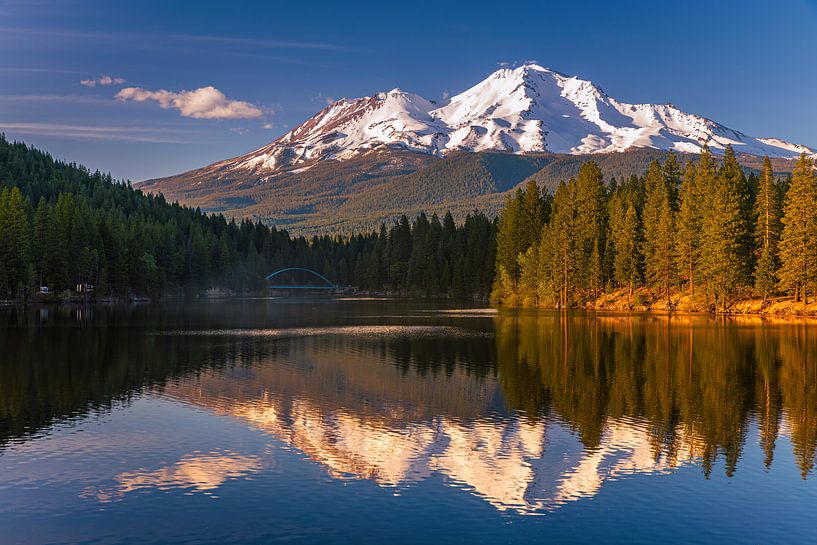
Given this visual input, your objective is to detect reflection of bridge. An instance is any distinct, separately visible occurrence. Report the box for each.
[265,268,338,291]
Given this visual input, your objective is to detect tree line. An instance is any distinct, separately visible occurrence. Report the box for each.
[0,136,495,300]
[493,145,817,310]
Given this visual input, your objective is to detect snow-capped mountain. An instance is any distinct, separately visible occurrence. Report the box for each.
[225,89,447,173]
[214,64,814,175]
[140,64,815,234]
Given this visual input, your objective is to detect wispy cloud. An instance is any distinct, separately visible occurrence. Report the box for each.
[174,33,351,52]
[0,122,197,144]
[116,86,264,120]
[0,26,350,52]
[262,122,274,129]
[0,67,84,74]
[80,75,125,87]
[0,94,113,105]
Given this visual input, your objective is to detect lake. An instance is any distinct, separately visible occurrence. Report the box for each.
[1,298,815,544]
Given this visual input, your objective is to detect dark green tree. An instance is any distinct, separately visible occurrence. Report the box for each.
[778,153,817,303]
[0,186,31,296]
[612,201,642,304]
[753,157,782,301]
[574,162,607,298]
[643,159,676,304]
[699,145,750,310]
[676,159,702,295]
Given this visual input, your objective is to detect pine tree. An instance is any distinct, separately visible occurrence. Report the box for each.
[517,244,540,306]
[721,144,754,274]
[662,150,681,207]
[574,162,607,298]
[493,180,547,302]
[494,189,523,290]
[548,180,578,307]
[519,179,547,250]
[642,160,676,303]
[699,145,750,310]
[778,153,817,303]
[0,186,32,296]
[32,197,51,287]
[52,193,75,290]
[612,200,642,304]
[656,195,676,305]
[676,159,701,296]
[753,157,782,301]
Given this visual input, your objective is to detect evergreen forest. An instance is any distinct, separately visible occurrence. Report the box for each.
[493,145,817,311]
[3,133,816,312]
[0,136,496,300]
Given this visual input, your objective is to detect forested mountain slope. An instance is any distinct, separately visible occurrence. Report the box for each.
[0,137,496,299]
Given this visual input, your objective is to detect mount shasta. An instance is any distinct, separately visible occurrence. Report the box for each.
[140,64,816,233]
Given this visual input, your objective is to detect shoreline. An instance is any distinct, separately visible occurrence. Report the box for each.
[497,288,817,318]
[0,290,491,308]
[6,290,817,319]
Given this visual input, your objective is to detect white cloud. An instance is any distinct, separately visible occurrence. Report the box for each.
[262,122,274,129]
[116,86,264,119]
[80,75,126,87]
[229,127,249,135]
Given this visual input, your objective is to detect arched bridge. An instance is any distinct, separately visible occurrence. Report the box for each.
[265,267,338,290]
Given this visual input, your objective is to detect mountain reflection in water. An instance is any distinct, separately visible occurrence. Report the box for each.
[1,301,816,518]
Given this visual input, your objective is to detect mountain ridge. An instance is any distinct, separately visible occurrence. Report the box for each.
[181,63,814,179]
[138,64,816,233]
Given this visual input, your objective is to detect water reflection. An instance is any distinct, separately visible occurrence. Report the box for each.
[89,450,267,502]
[158,359,697,512]
[496,313,817,479]
[1,303,816,517]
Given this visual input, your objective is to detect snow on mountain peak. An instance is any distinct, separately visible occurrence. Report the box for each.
[220,64,815,175]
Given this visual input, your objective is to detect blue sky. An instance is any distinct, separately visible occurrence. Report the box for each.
[1,0,816,181]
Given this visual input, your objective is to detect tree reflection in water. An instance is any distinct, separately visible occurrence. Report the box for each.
[1,304,816,513]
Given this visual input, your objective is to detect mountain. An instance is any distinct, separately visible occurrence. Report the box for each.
[222,89,446,172]
[431,65,814,158]
[139,64,816,233]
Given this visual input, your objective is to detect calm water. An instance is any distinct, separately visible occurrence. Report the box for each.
[1,299,816,544]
